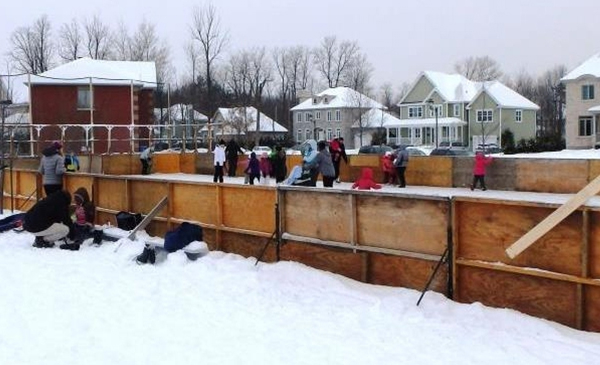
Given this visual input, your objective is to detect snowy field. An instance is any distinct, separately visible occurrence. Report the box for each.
[1,213,600,364]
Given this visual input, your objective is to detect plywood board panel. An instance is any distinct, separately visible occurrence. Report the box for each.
[283,191,351,243]
[15,170,37,196]
[349,155,380,167]
[590,211,600,278]
[280,241,364,281]
[102,155,136,175]
[172,183,217,225]
[96,179,129,211]
[220,232,270,261]
[179,154,197,174]
[588,160,600,187]
[369,253,448,292]
[356,195,447,254]
[456,266,577,328]
[154,154,180,174]
[222,186,276,233]
[456,201,582,276]
[408,156,453,187]
[585,286,600,332]
[516,159,588,193]
[64,175,94,196]
[130,180,169,215]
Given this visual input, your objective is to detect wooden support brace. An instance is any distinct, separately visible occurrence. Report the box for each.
[505,174,600,259]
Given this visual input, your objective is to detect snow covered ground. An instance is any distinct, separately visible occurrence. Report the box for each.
[1,213,600,365]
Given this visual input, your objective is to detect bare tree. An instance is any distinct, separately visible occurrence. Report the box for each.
[112,21,131,61]
[313,36,360,88]
[272,47,290,126]
[83,14,112,59]
[343,52,372,94]
[287,45,313,102]
[184,40,200,82]
[454,55,502,81]
[58,19,82,61]
[190,3,229,115]
[379,83,395,110]
[536,65,567,137]
[247,47,272,145]
[9,15,53,74]
[129,20,172,83]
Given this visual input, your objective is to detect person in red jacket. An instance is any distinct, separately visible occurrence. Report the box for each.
[381,151,397,185]
[471,150,493,191]
[352,168,382,190]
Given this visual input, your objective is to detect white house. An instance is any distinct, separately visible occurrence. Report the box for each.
[200,106,288,142]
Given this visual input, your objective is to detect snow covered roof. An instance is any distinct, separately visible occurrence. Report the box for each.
[561,52,600,81]
[351,109,402,128]
[201,106,287,133]
[588,105,600,114]
[27,57,157,88]
[154,104,208,123]
[468,81,540,110]
[422,71,479,103]
[290,87,384,111]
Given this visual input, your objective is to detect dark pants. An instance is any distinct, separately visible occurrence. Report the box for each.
[396,166,407,187]
[213,164,224,183]
[322,176,335,187]
[472,175,487,190]
[248,173,260,185]
[44,184,63,196]
[141,159,151,175]
[227,157,238,177]
[332,159,341,180]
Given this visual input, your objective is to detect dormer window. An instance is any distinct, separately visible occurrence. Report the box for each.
[323,97,329,104]
[312,97,318,104]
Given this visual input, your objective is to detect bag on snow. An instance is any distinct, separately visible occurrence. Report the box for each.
[115,211,143,231]
[164,222,203,253]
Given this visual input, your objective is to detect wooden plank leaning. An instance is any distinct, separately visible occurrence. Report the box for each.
[113,196,169,253]
[505,174,600,259]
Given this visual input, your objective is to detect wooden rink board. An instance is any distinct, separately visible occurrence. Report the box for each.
[516,159,589,194]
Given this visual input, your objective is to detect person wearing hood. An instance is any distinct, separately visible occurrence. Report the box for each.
[39,141,66,196]
[225,139,244,177]
[352,168,382,190]
[140,146,154,175]
[61,187,96,250]
[305,141,336,187]
[213,139,226,183]
[23,190,74,248]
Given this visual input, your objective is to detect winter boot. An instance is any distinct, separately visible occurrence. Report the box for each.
[32,236,46,248]
[136,245,151,264]
[93,230,103,245]
[60,242,80,251]
[147,246,156,264]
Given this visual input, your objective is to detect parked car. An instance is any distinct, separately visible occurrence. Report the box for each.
[429,147,473,156]
[358,145,394,154]
[251,145,272,155]
[405,146,430,156]
[477,143,503,154]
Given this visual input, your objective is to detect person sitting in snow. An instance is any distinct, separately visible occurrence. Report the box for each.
[352,168,382,190]
[61,187,98,250]
[23,190,74,248]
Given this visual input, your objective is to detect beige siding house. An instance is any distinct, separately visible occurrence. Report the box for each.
[290,87,384,148]
[393,71,539,150]
[561,53,600,149]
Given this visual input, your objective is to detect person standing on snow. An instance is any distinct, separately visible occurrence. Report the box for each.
[471,150,493,191]
[140,146,154,175]
[394,145,409,188]
[305,140,336,187]
[39,141,66,196]
[225,139,244,177]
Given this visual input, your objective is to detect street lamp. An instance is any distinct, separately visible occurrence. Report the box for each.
[427,98,439,148]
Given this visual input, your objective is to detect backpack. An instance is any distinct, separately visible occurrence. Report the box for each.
[115,211,143,231]
[164,222,203,253]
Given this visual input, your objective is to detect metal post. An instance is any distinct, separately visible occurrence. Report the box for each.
[0,99,13,213]
[435,107,439,149]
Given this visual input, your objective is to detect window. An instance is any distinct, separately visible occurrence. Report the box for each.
[323,97,329,104]
[336,128,341,138]
[305,129,312,139]
[453,104,460,117]
[408,106,423,118]
[297,113,303,122]
[335,110,341,121]
[476,109,493,122]
[579,116,593,136]
[327,128,333,140]
[305,112,312,121]
[414,128,421,139]
[429,105,443,118]
[515,110,522,123]
[327,111,332,121]
[297,129,302,142]
[315,111,321,120]
[77,87,91,109]
[312,98,318,104]
[582,85,595,100]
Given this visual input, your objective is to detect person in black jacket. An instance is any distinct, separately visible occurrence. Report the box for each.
[23,190,74,248]
[225,139,244,177]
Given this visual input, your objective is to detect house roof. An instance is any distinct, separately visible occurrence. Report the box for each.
[201,106,287,133]
[290,87,384,111]
[468,81,540,110]
[421,71,479,103]
[561,52,600,81]
[28,57,157,88]
[154,104,208,122]
[351,109,402,128]
[351,108,466,128]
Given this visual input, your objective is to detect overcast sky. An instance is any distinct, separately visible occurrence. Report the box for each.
[1,0,599,94]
